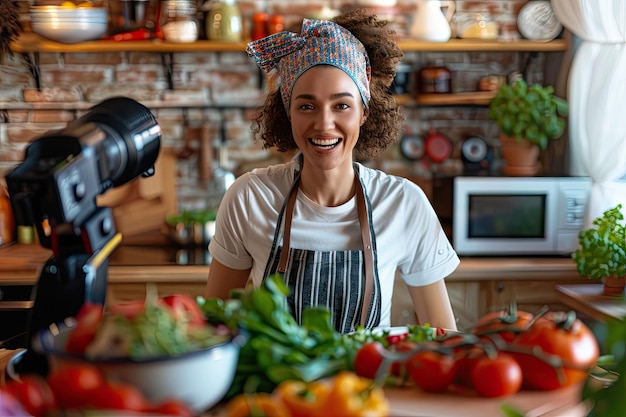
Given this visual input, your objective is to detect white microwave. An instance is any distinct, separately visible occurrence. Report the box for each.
[452,177,591,256]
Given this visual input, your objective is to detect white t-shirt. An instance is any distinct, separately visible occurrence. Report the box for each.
[208,160,460,327]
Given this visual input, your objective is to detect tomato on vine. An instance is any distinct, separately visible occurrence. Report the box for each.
[353,341,385,379]
[407,350,456,393]
[472,304,537,342]
[513,310,599,390]
[470,352,522,398]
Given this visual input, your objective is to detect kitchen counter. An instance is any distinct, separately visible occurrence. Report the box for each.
[556,284,626,322]
[0,243,581,284]
[0,348,586,417]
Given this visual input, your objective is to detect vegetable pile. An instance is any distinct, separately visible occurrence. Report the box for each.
[351,303,600,400]
[199,274,437,398]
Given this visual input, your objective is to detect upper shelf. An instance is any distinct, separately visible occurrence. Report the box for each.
[11,33,568,54]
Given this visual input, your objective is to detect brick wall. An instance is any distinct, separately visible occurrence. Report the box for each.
[1,0,559,212]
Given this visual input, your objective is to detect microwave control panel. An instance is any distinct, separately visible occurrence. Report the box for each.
[559,181,591,229]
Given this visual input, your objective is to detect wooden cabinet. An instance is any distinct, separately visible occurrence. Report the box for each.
[391,257,587,331]
[446,276,590,331]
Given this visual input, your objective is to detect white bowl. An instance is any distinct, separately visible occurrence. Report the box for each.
[32,21,108,43]
[33,321,242,414]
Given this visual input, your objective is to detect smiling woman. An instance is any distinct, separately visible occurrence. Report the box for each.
[204,8,459,335]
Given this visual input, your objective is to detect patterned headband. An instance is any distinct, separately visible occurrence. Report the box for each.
[246,18,371,111]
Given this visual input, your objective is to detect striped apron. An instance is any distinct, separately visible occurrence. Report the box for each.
[262,167,382,334]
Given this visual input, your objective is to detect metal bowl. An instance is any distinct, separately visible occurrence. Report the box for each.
[168,221,216,247]
[30,6,108,43]
[33,320,242,414]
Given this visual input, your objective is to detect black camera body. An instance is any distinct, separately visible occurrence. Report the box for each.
[4,97,161,376]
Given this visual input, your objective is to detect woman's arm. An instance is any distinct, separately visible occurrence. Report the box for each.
[205,259,251,300]
[408,280,458,331]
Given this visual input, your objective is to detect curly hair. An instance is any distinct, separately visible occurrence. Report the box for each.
[251,8,405,160]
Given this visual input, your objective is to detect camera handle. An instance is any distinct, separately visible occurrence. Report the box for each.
[10,208,122,377]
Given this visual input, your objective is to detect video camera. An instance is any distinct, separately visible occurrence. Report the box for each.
[5,97,161,375]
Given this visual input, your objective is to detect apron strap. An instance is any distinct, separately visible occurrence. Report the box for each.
[277,173,374,326]
[277,176,300,274]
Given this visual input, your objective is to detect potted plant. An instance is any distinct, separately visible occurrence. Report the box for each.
[572,204,626,296]
[488,78,569,176]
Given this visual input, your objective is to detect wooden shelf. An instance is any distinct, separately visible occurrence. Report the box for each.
[395,91,497,106]
[11,33,568,54]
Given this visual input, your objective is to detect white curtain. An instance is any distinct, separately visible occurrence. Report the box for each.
[551,0,626,224]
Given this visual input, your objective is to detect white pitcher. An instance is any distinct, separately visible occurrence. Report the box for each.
[409,0,456,42]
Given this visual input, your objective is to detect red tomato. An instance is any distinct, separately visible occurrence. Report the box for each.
[65,302,104,355]
[89,381,148,412]
[162,294,205,326]
[453,345,486,388]
[386,332,409,345]
[4,375,56,417]
[353,342,385,379]
[473,307,535,342]
[389,340,418,376]
[107,299,147,320]
[146,399,195,417]
[407,350,457,393]
[470,353,522,398]
[47,362,107,409]
[513,311,599,390]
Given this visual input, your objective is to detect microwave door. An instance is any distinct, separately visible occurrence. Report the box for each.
[453,183,558,255]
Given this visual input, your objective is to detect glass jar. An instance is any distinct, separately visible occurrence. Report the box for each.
[161,0,198,43]
[206,0,242,42]
[417,60,451,94]
[455,12,499,40]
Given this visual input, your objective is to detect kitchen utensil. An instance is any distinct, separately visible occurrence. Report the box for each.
[400,134,425,160]
[32,320,243,414]
[409,0,455,42]
[119,0,151,30]
[455,12,499,39]
[30,6,109,43]
[205,0,242,42]
[461,136,491,172]
[424,128,452,163]
[517,1,562,42]
[418,61,451,94]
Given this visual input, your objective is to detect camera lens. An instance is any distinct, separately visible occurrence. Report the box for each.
[77,96,161,188]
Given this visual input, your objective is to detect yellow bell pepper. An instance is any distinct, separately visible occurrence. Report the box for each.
[273,379,331,417]
[225,393,291,417]
[323,371,389,417]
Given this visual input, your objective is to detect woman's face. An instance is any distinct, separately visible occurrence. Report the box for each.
[289,65,368,172]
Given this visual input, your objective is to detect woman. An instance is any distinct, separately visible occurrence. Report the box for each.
[205,9,459,333]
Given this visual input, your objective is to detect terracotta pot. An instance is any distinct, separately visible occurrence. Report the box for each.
[499,133,540,176]
[601,276,626,297]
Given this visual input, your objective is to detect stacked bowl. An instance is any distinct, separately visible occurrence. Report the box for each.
[30,5,109,43]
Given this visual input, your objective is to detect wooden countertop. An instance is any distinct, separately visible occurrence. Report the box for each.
[556,284,626,322]
[0,244,580,285]
[0,348,586,417]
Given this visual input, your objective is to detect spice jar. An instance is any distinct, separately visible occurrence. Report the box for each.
[161,0,198,43]
[417,60,451,94]
[455,12,499,40]
[206,0,242,42]
[267,14,284,35]
[251,11,268,41]
[0,188,14,245]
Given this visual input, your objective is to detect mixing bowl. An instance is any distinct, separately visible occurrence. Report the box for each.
[33,321,243,414]
[30,6,109,43]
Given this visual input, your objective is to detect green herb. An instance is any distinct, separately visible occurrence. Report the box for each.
[583,319,626,416]
[199,274,365,398]
[166,208,218,226]
[488,79,568,150]
[572,204,626,279]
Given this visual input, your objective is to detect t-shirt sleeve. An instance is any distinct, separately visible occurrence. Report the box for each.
[208,174,254,270]
[397,180,460,287]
